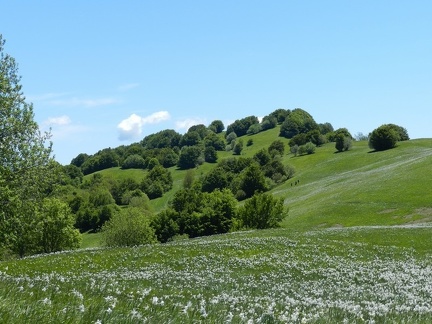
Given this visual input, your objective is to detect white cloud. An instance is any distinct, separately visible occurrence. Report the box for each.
[175,117,207,132]
[48,97,120,108]
[44,115,71,126]
[117,83,140,91]
[29,92,120,108]
[117,111,171,141]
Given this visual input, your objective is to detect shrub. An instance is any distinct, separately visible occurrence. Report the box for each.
[304,142,316,154]
[236,193,288,229]
[368,125,399,151]
[102,208,157,247]
[335,134,352,152]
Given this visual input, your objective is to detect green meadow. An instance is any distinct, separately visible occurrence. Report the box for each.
[1,135,432,323]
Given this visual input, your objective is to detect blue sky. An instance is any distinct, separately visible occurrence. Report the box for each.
[3,1,431,164]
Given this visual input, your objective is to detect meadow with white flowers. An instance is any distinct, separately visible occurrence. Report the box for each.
[1,225,431,323]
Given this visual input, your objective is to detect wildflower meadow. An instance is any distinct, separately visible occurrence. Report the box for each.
[1,225,431,323]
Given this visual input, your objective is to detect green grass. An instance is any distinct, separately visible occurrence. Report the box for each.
[16,130,430,322]
[1,226,432,323]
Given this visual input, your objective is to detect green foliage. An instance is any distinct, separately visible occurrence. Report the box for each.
[203,132,225,151]
[102,208,157,247]
[81,149,119,175]
[201,167,230,193]
[141,129,182,149]
[247,123,262,135]
[35,198,81,254]
[318,122,334,135]
[269,108,291,123]
[151,208,180,243]
[177,146,203,169]
[121,154,146,169]
[208,119,225,133]
[226,116,260,138]
[368,125,399,151]
[335,134,352,152]
[233,139,244,155]
[236,193,287,229]
[165,185,237,239]
[182,169,195,190]
[225,131,237,145]
[0,35,56,257]
[239,162,268,198]
[260,115,277,130]
[268,139,285,157]
[384,124,410,141]
[279,108,318,138]
[179,130,201,147]
[289,133,308,147]
[204,146,218,163]
[253,148,272,166]
[70,153,89,168]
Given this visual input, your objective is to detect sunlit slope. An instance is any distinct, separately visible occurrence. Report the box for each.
[89,131,432,231]
[275,139,432,230]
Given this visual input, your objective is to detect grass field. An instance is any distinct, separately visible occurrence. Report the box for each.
[2,135,432,322]
[1,226,432,323]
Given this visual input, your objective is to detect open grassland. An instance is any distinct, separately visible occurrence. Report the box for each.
[43,136,432,322]
[1,225,432,323]
[276,139,432,230]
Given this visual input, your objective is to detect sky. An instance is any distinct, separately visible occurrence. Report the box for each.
[2,1,432,164]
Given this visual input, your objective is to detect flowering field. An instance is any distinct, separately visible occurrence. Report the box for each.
[1,225,432,323]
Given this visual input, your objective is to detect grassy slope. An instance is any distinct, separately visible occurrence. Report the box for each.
[91,128,432,232]
[3,131,432,322]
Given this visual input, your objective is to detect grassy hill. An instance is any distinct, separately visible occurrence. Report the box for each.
[90,127,432,231]
[2,132,432,322]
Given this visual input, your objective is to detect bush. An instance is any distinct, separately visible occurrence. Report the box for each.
[121,154,146,169]
[335,134,352,152]
[368,125,399,151]
[304,142,316,154]
[236,193,288,229]
[102,208,157,247]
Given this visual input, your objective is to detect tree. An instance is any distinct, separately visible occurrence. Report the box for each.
[335,134,352,152]
[279,108,318,138]
[269,108,291,124]
[0,35,56,257]
[177,146,203,169]
[102,208,157,247]
[253,148,271,166]
[35,198,81,254]
[141,129,182,149]
[268,140,285,157]
[368,125,399,151]
[204,146,218,163]
[236,193,287,229]
[208,120,225,133]
[233,139,244,155]
[121,154,146,169]
[385,124,409,141]
[226,116,259,137]
[240,162,268,198]
[203,132,225,151]
[260,115,277,130]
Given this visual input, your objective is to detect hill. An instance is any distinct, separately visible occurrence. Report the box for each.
[89,130,432,232]
[3,128,432,322]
